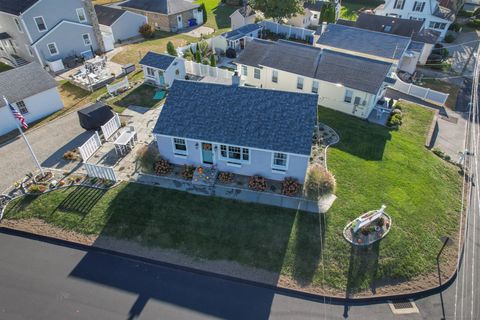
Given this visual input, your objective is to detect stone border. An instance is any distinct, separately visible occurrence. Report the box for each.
[319,123,340,171]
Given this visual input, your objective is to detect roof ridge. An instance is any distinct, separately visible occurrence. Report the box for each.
[330,23,412,40]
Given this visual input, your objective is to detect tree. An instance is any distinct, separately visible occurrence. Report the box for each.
[195,49,202,63]
[139,23,155,38]
[210,55,216,67]
[250,0,304,21]
[166,41,177,56]
[320,2,336,24]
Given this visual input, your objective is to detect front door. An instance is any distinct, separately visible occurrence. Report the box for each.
[158,71,165,85]
[177,15,183,30]
[201,143,213,164]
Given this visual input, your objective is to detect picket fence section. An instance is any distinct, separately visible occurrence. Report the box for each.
[84,163,117,181]
[259,20,316,43]
[101,113,121,141]
[185,60,233,79]
[78,132,102,162]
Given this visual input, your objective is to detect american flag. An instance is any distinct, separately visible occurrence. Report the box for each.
[9,104,28,129]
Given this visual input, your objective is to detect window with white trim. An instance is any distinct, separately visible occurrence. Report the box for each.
[242,65,248,76]
[344,89,353,103]
[220,145,249,163]
[254,68,261,79]
[14,18,22,32]
[412,1,425,12]
[26,45,34,57]
[16,101,28,114]
[312,80,319,94]
[34,16,47,32]
[47,42,59,56]
[297,77,304,90]
[146,67,155,77]
[272,69,278,83]
[393,0,405,9]
[82,33,92,46]
[272,152,288,170]
[76,8,87,23]
[173,138,187,155]
[429,21,447,29]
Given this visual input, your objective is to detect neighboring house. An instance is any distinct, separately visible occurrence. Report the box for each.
[220,24,263,51]
[0,0,103,69]
[337,13,440,67]
[0,62,63,135]
[230,5,257,30]
[140,51,185,87]
[121,0,203,32]
[95,5,147,47]
[235,38,395,119]
[287,0,340,28]
[374,0,455,39]
[153,80,318,183]
[316,23,421,73]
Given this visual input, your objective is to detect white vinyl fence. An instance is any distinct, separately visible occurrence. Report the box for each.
[185,60,234,79]
[259,21,316,43]
[101,113,121,141]
[391,76,449,106]
[84,163,117,181]
[78,132,102,162]
[106,77,130,96]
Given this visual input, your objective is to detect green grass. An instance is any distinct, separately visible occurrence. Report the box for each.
[340,0,382,20]
[196,0,239,34]
[0,62,13,73]
[5,102,462,291]
[114,84,163,109]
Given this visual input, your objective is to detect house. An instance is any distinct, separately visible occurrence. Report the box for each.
[230,5,257,30]
[95,5,147,46]
[374,0,455,39]
[121,0,203,32]
[152,80,318,183]
[287,0,340,28]
[0,62,63,135]
[140,51,185,87]
[220,24,263,51]
[235,38,395,119]
[0,0,103,70]
[337,13,440,67]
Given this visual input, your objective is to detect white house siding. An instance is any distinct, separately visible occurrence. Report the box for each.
[288,10,313,28]
[109,11,147,42]
[230,11,256,30]
[156,135,310,183]
[238,64,377,118]
[399,51,420,74]
[0,87,63,135]
[418,43,433,64]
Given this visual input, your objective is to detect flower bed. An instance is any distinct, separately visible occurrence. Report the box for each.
[248,175,267,192]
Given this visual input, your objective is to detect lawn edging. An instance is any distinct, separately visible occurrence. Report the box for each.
[0,226,459,303]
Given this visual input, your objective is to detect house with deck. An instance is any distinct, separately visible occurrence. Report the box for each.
[139,51,185,87]
[121,0,203,32]
[0,0,102,69]
[153,80,318,183]
[235,38,395,119]
[0,63,63,135]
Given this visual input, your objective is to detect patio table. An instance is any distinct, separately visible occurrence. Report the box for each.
[114,129,137,156]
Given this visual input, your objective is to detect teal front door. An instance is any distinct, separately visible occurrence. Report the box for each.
[158,74,165,85]
[202,143,213,164]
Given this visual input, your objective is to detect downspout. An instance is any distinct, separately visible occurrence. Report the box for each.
[83,0,105,53]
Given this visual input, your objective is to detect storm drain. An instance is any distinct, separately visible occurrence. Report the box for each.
[388,300,419,315]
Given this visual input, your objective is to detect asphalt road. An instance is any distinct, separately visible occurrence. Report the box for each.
[0,231,460,320]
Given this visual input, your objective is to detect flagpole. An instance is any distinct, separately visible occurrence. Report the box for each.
[3,96,44,176]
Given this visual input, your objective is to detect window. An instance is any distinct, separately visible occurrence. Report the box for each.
[220,145,249,163]
[34,16,47,32]
[311,80,319,94]
[242,65,248,76]
[26,45,34,57]
[173,138,187,155]
[76,8,87,23]
[412,1,425,12]
[272,152,288,170]
[393,0,405,9]
[344,89,353,103]
[354,96,362,105]
[297,77,304,90]
[146,67,155,77]
[313,13,318,19]
[429,22,447,29]
[82,33,92,46]
[47,42,58,56]
[14,18,22,32]
[410,17,425,21]
[254,68,261,79]
[383,25,392,32]
[16,101,28,114]
[272,70,278,83]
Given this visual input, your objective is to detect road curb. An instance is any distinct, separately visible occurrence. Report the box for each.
[0,226,458,305]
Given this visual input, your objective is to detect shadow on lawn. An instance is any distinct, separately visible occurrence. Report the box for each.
[67,183,325,319]
[57,187,107,215]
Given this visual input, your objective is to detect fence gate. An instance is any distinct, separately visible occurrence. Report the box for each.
[101,113,121,141]
[84,163,117,181]
[79,132,102,162]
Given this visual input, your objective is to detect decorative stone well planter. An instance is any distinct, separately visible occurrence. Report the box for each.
[343,205,392,246]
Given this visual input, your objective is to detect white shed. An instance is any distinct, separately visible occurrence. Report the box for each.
[139,52,186,88]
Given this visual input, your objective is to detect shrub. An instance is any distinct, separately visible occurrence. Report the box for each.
[376,218,385,227]
[392,108,402,115]
[281,177,301,196]
[449,23,461,32]
[210,55,216,67]
[181,165,196,180]
[248,175,267,192]
[195,50,202,63]
[154,158,172,175]
[444,34,455,43]
[166,41,177,56]
[63,150,78,161]
[218,171,233,184]
[387,113,403,127]
[304,164,336,200]
[28,184,47,194]
[183,49,194,61]
[139,23,155,38]
[467,19,480,29]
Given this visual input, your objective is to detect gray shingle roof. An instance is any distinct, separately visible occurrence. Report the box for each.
[139,52,176,70]
[0,63,58,108]
[153,80,318,155]
[121,0,199,15]
[317,24,411,60]
[0,32,11,40]
[352,13,423,37]
[235,38,392,94]
[237,5,255,17]
[95,5,126,26]
[222,24,262,40]
[304,0,325,11]
[0,0,39,15]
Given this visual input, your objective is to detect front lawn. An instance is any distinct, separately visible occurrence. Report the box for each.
[197,0,239,34]
[340,0,382,20]
[4,102,462,292]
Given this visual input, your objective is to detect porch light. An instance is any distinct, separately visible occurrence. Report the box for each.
[214,146,218,151]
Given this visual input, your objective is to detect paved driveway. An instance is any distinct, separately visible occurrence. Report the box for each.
[0,111,91,193]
